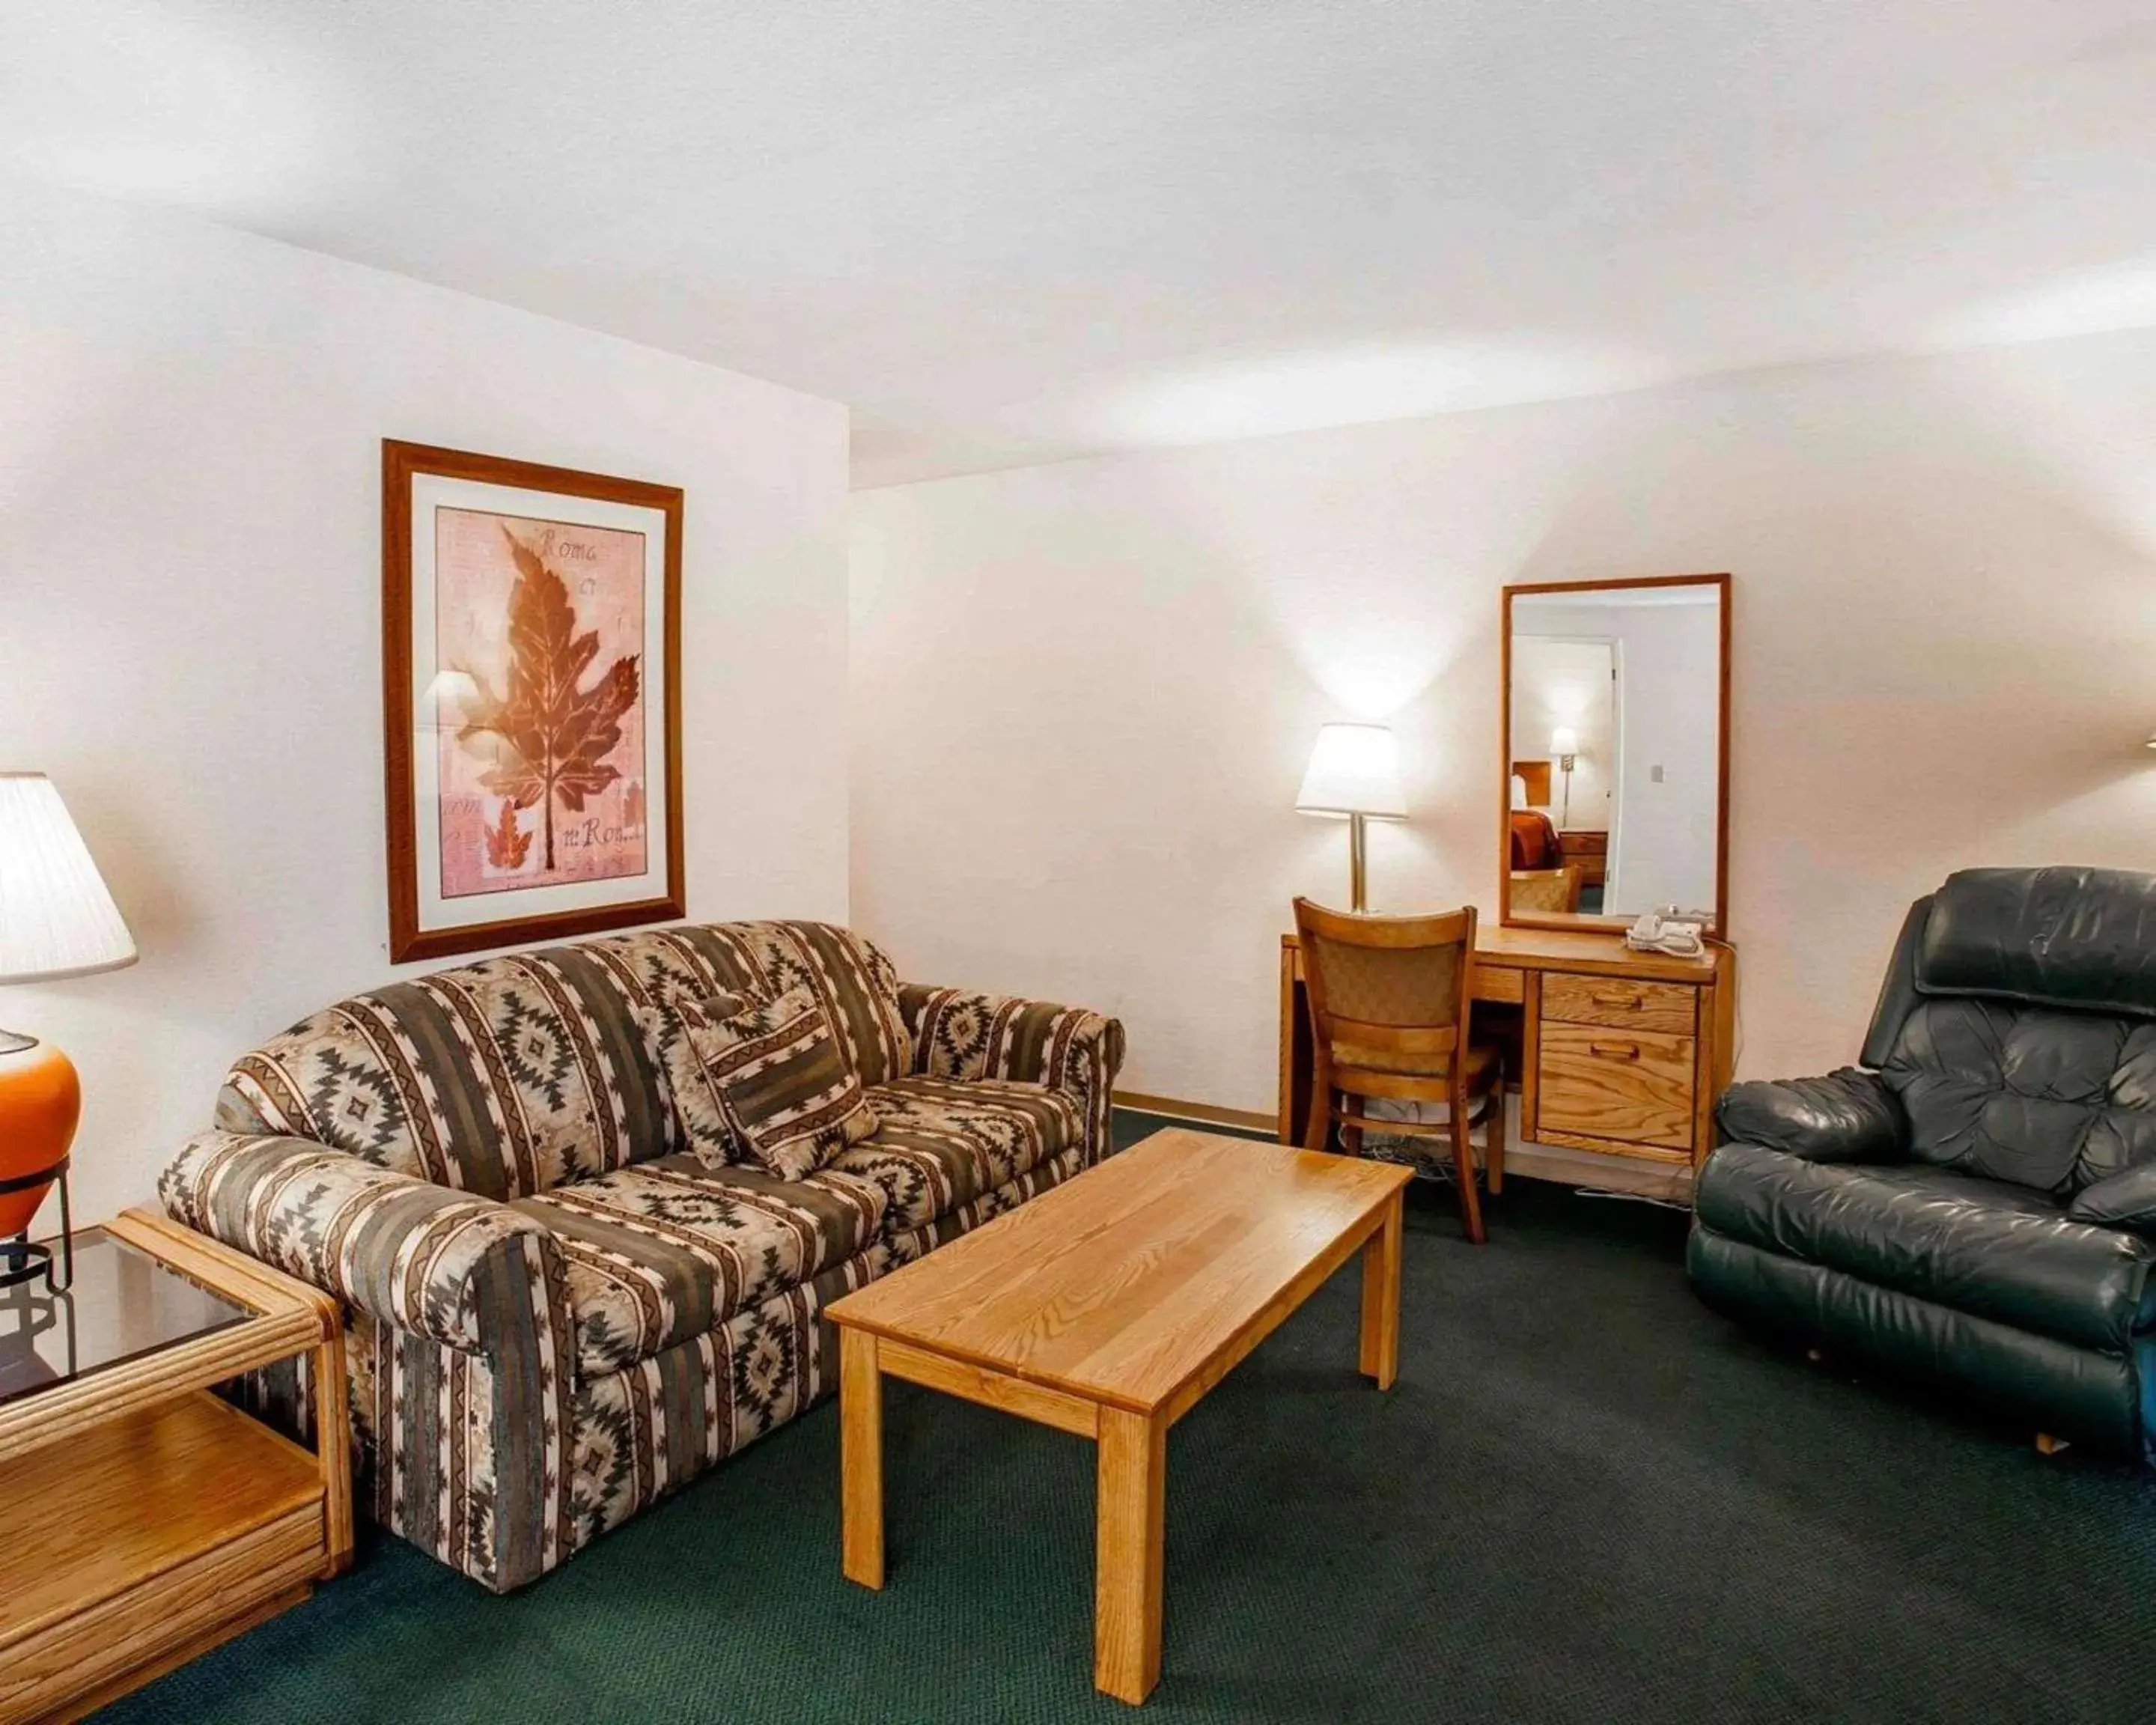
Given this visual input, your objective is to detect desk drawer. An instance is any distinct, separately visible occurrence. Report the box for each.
[1541,973,1696,1035]
[1535,1022,1695,1151]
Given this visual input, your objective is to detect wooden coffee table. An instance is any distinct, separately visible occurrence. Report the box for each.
[827,1126,1414,1706]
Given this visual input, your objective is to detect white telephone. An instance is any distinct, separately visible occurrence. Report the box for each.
[1624,907,1707,957]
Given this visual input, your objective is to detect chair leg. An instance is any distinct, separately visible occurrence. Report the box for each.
[1450,1089,1486,1244]
[1341,1094,1365,1158]
[1483,1085,1505,1196]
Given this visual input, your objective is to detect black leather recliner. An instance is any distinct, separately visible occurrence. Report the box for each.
[1690,865,2156,1460]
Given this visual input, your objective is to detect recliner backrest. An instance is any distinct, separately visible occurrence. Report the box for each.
[1863,868,2156,1195]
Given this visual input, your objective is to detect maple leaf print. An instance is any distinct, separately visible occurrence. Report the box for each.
[483,797,532,871]
[454,527,641,873]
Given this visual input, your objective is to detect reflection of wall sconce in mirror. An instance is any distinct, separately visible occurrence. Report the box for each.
[1550,725,1579,826]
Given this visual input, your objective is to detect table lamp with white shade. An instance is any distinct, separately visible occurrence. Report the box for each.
[0,773,137,1291]
[1295,722,1407,913]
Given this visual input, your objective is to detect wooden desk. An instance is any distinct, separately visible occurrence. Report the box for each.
[1281,925,1735,1195]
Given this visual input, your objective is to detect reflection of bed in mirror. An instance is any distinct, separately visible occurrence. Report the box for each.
[1508,806,1559,869]
[1499,574,1730,934]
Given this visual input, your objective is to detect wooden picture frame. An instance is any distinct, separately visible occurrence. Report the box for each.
[1499,571,1731,937]
[383,440,685,963]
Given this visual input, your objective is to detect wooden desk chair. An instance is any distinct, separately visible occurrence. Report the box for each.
[1509,865,1583,913]
[1291,897,1503,1244]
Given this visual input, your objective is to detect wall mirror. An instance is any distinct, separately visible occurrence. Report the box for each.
[1499,573,1730,934]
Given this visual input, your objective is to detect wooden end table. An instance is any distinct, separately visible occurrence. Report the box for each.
[0,1208,352,1723]
[827,1127,1413,1706]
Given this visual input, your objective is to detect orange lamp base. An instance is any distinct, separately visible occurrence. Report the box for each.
[0,1035,80,1241]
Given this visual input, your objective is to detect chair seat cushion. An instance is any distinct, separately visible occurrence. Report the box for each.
[1696,1141,2156,1352]
[1332,1039,1500,1085]
[513,1157,887,1378]
[829,1077,1084,1235]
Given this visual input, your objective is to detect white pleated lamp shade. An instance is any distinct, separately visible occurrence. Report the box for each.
[1295,723,1407,820]
[0,774,138,984]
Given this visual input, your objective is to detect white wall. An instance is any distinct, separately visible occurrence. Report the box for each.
[850,326,2156,1117]
[0,175,851,1226]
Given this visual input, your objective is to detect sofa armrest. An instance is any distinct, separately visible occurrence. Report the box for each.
[158,1130,567,1357]
[1714,1069,1907,1163]
[2068,1164,2156,1237]
[899,982,1127,1151]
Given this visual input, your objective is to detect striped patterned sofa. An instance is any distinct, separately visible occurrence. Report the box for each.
[157,921,1124,1592]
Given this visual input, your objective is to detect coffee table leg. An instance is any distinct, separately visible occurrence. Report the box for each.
[1358,1191,1403,1390]
[840,1327,884,1589]
[1095,1407,1166,1705]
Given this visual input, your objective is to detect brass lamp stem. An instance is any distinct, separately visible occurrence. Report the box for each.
[1349,812,1369,913]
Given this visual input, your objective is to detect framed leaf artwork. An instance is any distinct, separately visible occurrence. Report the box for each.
[382,440,684,963]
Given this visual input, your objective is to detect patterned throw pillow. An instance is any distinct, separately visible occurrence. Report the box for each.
[635,988,752,1163]
[658,986,879,1180]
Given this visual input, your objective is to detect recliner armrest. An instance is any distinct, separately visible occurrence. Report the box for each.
[2068,1164,2156,1238]
[1714,1069,1907,1163]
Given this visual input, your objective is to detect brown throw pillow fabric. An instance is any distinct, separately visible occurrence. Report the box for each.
[659,985,878,1180]
[635,988,751,1163]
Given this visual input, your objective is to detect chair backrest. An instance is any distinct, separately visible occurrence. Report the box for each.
[1294,897,1477,1073]
[1861,868,2156,1194]
[1509,866,1583,913]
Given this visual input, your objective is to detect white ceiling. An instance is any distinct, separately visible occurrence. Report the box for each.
[8,1,2156,487]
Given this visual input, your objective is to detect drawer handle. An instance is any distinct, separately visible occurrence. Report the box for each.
[1589,1041,1641,1061]
[1592,993,1643,1011]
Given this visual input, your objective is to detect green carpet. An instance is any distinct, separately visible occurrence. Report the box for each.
[100,1113,2156,1723]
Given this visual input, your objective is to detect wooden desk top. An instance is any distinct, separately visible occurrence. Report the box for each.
[1282,921,1726,985]
[827,1128,1410,1417]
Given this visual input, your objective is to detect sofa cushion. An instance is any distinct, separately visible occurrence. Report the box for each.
[219,945,673,1200]
[513,1156,886,1378]
[583,921,910,1086]
[1696,1141,2156,1352]
[831,1077,1084,1234]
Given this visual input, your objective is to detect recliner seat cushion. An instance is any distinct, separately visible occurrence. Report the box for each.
[831,1077,1084,1234]
[513,1156,887,1378]
[1696,1142,2156,1352]
[1881,998,2156,1192]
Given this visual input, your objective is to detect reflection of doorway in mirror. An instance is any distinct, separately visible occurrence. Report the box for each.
[1510,636,1618,911]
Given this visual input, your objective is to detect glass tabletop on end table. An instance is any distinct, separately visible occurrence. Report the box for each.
[0,1229,249,1408]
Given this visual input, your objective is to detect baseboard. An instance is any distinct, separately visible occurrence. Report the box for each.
[1113,1089,1694,1200]
[1112,1090,1276,1134]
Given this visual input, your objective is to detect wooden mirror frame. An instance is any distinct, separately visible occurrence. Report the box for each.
[1499,572,1731,937]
